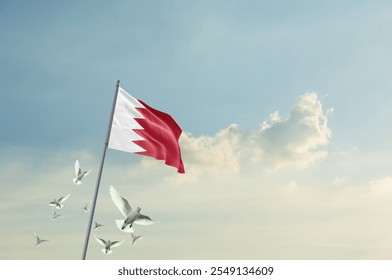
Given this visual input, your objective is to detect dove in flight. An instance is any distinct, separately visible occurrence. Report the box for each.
[34,234,49,246]
[130,233,142,245]
[73,160,92,185]
[49,194,70,209]
[82,203,89,213]
[109,185,158,233]
[94,235,123,254]
[94,221,104,230]
[51,211,65,220]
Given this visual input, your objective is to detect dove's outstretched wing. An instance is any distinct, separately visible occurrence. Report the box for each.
[110,240,124,248]
[75,160,81,177]
[58,194,70,203]
[134,214,159,225]
[85,169,92,177]
[48,201,57,207]
[109,186,132,217]
[94,235,106,247]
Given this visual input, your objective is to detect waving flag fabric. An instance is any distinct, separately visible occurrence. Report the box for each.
[108,87,185,173]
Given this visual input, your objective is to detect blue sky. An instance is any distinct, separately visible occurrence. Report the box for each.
[1,0,392,259]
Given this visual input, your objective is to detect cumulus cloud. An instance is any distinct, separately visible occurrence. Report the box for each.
[179,92,332,178]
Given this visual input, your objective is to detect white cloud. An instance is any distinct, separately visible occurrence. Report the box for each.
[261,111,281,130]
[178,92,332,179]
[258,92,331,169]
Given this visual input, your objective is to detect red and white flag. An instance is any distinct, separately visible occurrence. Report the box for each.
[108,87,185,173]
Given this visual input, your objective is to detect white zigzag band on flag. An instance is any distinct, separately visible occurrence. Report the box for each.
[108,87,146,153]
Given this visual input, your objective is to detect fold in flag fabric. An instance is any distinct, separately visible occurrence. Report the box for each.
[108,87,185,173]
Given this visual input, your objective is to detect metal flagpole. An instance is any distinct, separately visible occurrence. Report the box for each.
[81,80,120,260]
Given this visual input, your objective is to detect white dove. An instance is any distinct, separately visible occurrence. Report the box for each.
[94,235,123,254]
[51,211,65,220]
[34,234,49,246]
[49,194,70,209]
[109,185,158,233]
[82,203,89,213]
[131,233,142,245]
[94,221,104,230]
[73,160,92,185]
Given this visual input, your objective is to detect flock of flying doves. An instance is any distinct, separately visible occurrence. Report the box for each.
[34,160,158,255]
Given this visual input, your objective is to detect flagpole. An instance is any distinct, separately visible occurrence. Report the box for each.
[81,80,120,260]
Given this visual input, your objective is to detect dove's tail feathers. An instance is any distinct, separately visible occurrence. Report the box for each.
[115,219,134,233]
[102,249,112,254]
[73,178,81,185]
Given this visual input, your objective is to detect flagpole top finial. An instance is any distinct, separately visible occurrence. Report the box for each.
[116,80,120,86]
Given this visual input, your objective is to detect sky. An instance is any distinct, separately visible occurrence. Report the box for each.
[1,0,392,260]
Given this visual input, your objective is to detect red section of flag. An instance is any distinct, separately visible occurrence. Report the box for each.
[132,100,185,173]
